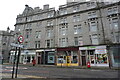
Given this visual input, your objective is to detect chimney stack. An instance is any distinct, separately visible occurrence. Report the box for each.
[43,4,49,10]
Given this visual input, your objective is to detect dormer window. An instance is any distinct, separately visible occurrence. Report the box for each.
[73,5,80,12]
[60,8,67,15]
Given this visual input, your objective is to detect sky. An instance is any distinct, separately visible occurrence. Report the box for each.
[0,0,66,31]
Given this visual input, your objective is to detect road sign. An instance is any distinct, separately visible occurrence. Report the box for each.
[10,43,24,48]
[18,35,24,43]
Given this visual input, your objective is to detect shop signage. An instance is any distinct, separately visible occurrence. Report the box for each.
[95,46,107,54]
[95,49,107,54]
[79,46,96,50]
[24,50,29,54]
[79,47,87,50]
[87,46,96,49]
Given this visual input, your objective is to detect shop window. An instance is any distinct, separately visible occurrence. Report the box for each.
[90,50,94,55]
[113,47,120,63]
[96,54,107,64]
[91,56,94,64]
[71,56,77,63]
[27,56,31,62]
[57,56,66,63]
[81,50,86,55]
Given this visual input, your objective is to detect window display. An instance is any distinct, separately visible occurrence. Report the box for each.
[96,54,107,64]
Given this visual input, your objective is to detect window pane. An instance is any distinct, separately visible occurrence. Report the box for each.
[91,35,99,44]
[90,22,97,32]
[74,37,78,46]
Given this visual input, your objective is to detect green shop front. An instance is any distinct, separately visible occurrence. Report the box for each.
[79,45,109,67]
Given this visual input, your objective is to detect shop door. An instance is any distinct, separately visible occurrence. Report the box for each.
[27,56,30,62]
[38,56,41,64]
[82,56,86,66]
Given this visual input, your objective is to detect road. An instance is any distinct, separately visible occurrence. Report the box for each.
[1,64,119,79]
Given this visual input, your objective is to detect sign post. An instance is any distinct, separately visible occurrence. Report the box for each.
[12,47,17,79]
[15,35,24,78]
[11,35,24,79]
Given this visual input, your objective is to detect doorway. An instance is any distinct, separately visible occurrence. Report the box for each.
[82,56,86,66]
[38,56,41,64]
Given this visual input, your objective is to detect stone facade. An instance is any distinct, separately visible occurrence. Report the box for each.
[13,1,120,66]
[0,29,14,63]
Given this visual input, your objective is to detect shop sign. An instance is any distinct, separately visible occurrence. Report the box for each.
[95,49,107,54]
[45,49,55,51]
[87,46,96,50]
[79,47,87,50]
[36,50,44,52]
[95,46,106,49]
[79,46,96,50]
[95,46,107,54]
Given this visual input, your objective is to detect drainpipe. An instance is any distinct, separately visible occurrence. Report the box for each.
[96,1,106,44]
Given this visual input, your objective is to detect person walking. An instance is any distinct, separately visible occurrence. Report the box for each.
[32,58,36,66]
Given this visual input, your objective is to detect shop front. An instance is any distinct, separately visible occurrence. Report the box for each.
[56,47,79,66]
[20,50,35,64]
[108,44,120,68]
[36,49,55,65]
[79,45,109,67]
[9,50,36,64]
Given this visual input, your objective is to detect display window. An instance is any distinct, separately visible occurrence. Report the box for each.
[96,54,107,64]
[57,56,66,63]
[71,56,78,63]
[57,50,78,66]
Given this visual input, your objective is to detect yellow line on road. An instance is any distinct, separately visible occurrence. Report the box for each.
[2,73,46,78]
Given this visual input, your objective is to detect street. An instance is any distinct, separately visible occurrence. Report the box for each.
[1,64,119,79]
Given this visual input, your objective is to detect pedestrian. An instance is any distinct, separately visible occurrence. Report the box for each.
[32,58,36,66]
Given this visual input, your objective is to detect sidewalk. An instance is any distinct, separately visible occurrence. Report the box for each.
[2,63,120,70]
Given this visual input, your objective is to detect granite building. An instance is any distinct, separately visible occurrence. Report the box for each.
[0,28,14,63]
[12,0,120,67]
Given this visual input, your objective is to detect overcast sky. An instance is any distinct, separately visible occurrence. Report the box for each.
[0,0,66,31]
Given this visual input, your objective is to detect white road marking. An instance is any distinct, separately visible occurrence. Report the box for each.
[5,66,27,69]
[91,70,101,71]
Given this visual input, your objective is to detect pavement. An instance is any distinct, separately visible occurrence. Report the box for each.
[2,63,120,70]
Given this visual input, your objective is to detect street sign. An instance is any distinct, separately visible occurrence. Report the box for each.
[18,35,24,43]
[10,43,24,48]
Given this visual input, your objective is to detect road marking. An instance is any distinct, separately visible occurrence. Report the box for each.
[2,69,13,72]
[2,73,47,78]
[5,66,27,69]
[91,70,101,71]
